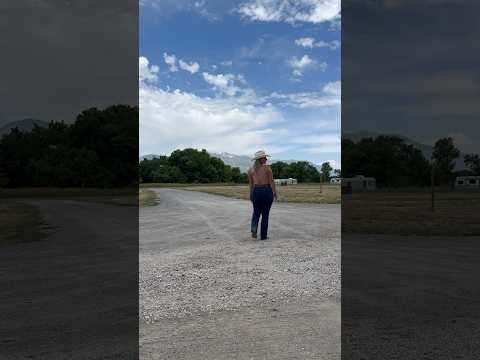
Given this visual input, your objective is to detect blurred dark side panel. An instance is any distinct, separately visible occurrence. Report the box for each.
[0,1,139,359]
[342,0,480,358]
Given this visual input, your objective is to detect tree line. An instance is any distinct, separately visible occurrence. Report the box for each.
[0,105,138,188]
[8,111,474,189]
[139,149,339,184]
[139,149,247,184]
[342,135,479,188]
[270,161,335,183]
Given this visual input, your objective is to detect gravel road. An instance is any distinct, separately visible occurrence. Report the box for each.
[140,189,341,359]
[342,233,480,359]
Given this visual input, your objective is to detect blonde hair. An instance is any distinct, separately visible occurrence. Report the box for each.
[250,158,266,174]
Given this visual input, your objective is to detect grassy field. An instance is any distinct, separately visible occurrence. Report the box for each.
[140,183,241,188]
[0,187,137,199]
[139,189,158,207]
[184,183,340,204]
[0,187,139,207]
[343,190,480,235]
[0,201,49,246]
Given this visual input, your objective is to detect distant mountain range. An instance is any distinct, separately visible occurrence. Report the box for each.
[139,154,161,161]
[0,119,48,136]
[343,131,466,170]
[139,152,253,171]
[211,153,329,172]
[210,152,252,172]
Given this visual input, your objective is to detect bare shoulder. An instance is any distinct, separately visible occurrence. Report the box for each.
[265,165,273,173]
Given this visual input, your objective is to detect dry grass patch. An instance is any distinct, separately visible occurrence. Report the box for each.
[140,189,158,207]
[0,187,136,199]
[185,184,340,204]
[343,190,480,235]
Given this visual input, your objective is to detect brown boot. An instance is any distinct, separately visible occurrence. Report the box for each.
[251,232,257,239]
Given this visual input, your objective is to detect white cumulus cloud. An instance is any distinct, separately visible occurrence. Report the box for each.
[238,0,340,25]
[323,80,341,96]
[140,85,283,156]
[163,52,178,72]
[202,72,246,97]
[326,159,340,169]
[139,56,159,83]
[140,57,285,156]
[288,54,326,77]
[295,37,316,48]
[290,134,341,154]
[295,37,340,50]
[316,40,340,50]
[179,59,200,74]
[291,133,340,145]
[270,81,340,108]
[139,56,340,162]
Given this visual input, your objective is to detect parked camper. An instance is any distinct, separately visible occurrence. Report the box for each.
[341,175,376,192]
[330,177,341,184]
[274,178,298,186]
[455,176,480,189]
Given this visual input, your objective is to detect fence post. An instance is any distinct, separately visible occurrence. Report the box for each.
[430,162,435,212]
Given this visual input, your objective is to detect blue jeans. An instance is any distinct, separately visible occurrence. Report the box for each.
[250,185,274,240]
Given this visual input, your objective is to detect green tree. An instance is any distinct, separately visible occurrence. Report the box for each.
[139,148,248,184]
[432,137,460,185]
[341,136,430,187]
[320,162,333,182]
[230,167,243,183]
[285,161,320,183]
[270,161,289,179]
[139,157,169,183]
[464,154,480,174]
[0,104,138,187]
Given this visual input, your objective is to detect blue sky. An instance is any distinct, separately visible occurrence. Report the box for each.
[139,0,341,168]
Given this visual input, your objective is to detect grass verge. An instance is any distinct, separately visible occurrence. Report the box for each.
[184,184,340,204]
[140,183,242,188]
[343,190,480,235]
[140,189,158,207]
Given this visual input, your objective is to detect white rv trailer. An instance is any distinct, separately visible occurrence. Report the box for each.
[274,178,298,186]
[342,175,376,192]
[330,177,341,184]
[455,176,480,189]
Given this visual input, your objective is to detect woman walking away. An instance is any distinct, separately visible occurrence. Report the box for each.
[248,150,277,240]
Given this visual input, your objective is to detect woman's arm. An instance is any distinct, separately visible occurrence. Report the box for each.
[248,170,254,201]
[267,166,277,200]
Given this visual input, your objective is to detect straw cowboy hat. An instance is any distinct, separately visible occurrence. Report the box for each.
[252,150,270,160]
